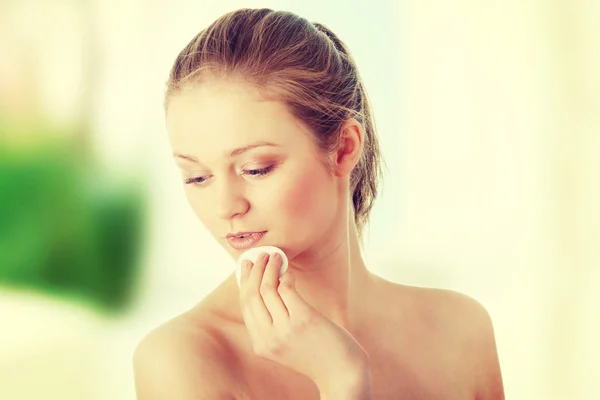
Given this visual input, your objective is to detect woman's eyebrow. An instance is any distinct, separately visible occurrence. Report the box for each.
[230,140,279,157]
[173,141,279,163]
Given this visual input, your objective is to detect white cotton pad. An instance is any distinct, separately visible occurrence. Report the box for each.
[235,245,289,288]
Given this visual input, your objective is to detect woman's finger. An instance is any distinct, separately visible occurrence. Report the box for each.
[277,271,311,317]
[238,260,262,342]
[260,252,290,323]
[238,259,252,288]
[241,253,273,326]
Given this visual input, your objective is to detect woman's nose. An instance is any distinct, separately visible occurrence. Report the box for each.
[214,181,249,220]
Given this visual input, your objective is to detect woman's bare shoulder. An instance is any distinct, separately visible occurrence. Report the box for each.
[133,310,239,399]
[413,286,493,325]
[377,278,492,327]
[389,283,504,398]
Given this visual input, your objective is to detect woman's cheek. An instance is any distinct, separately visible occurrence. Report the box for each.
[274,169,327,218]
[183,189,212,225]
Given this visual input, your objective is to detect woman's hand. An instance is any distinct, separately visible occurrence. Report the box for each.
[238,252,372,398]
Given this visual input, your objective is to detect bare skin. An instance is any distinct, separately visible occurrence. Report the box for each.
[133,79,504,399]
[134,271,503,399]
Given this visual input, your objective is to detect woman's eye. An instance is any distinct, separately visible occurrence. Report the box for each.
[243,165,275,177]
[184,165,275,186]
[184,176,207,185]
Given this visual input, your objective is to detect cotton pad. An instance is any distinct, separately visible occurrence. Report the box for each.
[235,246,289,288]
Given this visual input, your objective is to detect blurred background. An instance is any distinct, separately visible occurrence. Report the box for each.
[0,0,598,399]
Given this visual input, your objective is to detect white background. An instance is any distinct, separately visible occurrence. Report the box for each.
[1,0,598,399]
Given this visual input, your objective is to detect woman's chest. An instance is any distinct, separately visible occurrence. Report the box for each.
[368,349,474,400]
[216,289,475,399]
[231,340,473,400]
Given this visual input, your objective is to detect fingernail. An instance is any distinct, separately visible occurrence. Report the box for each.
[271,253,279,261]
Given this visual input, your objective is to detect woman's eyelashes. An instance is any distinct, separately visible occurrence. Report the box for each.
[184,164,277,186]
[243,164,275,176]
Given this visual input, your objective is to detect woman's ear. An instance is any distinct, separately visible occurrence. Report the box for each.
[331,118,364,178]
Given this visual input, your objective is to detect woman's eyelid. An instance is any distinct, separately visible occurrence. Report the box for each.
[182,156,281,184]
[180,159,272,174]
[184,164,274,186]
[240,154,281,168]
[179,164,209,175]
[182,172,209,183]
[240,162,272,171]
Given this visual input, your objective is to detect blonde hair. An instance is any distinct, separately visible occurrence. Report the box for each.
[165,8,385,241]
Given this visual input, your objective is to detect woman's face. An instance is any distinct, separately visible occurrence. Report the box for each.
[166,80,342,261]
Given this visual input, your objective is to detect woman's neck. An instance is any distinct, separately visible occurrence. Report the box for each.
[289,215,373,332]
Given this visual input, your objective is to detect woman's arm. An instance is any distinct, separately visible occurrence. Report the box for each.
[433,289,505,400]
[460,295,504,400]
[474,311,505,400]
[318,360,373,400]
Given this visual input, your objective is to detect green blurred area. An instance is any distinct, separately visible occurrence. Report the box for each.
[0,122,147,313]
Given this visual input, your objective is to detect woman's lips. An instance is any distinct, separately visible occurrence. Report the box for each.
[226,231,267,250]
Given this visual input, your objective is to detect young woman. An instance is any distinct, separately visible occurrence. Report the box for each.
[134,8,504,399]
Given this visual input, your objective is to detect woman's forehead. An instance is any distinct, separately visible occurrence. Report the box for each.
[169,82,290,131]
[166,82,314,161]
